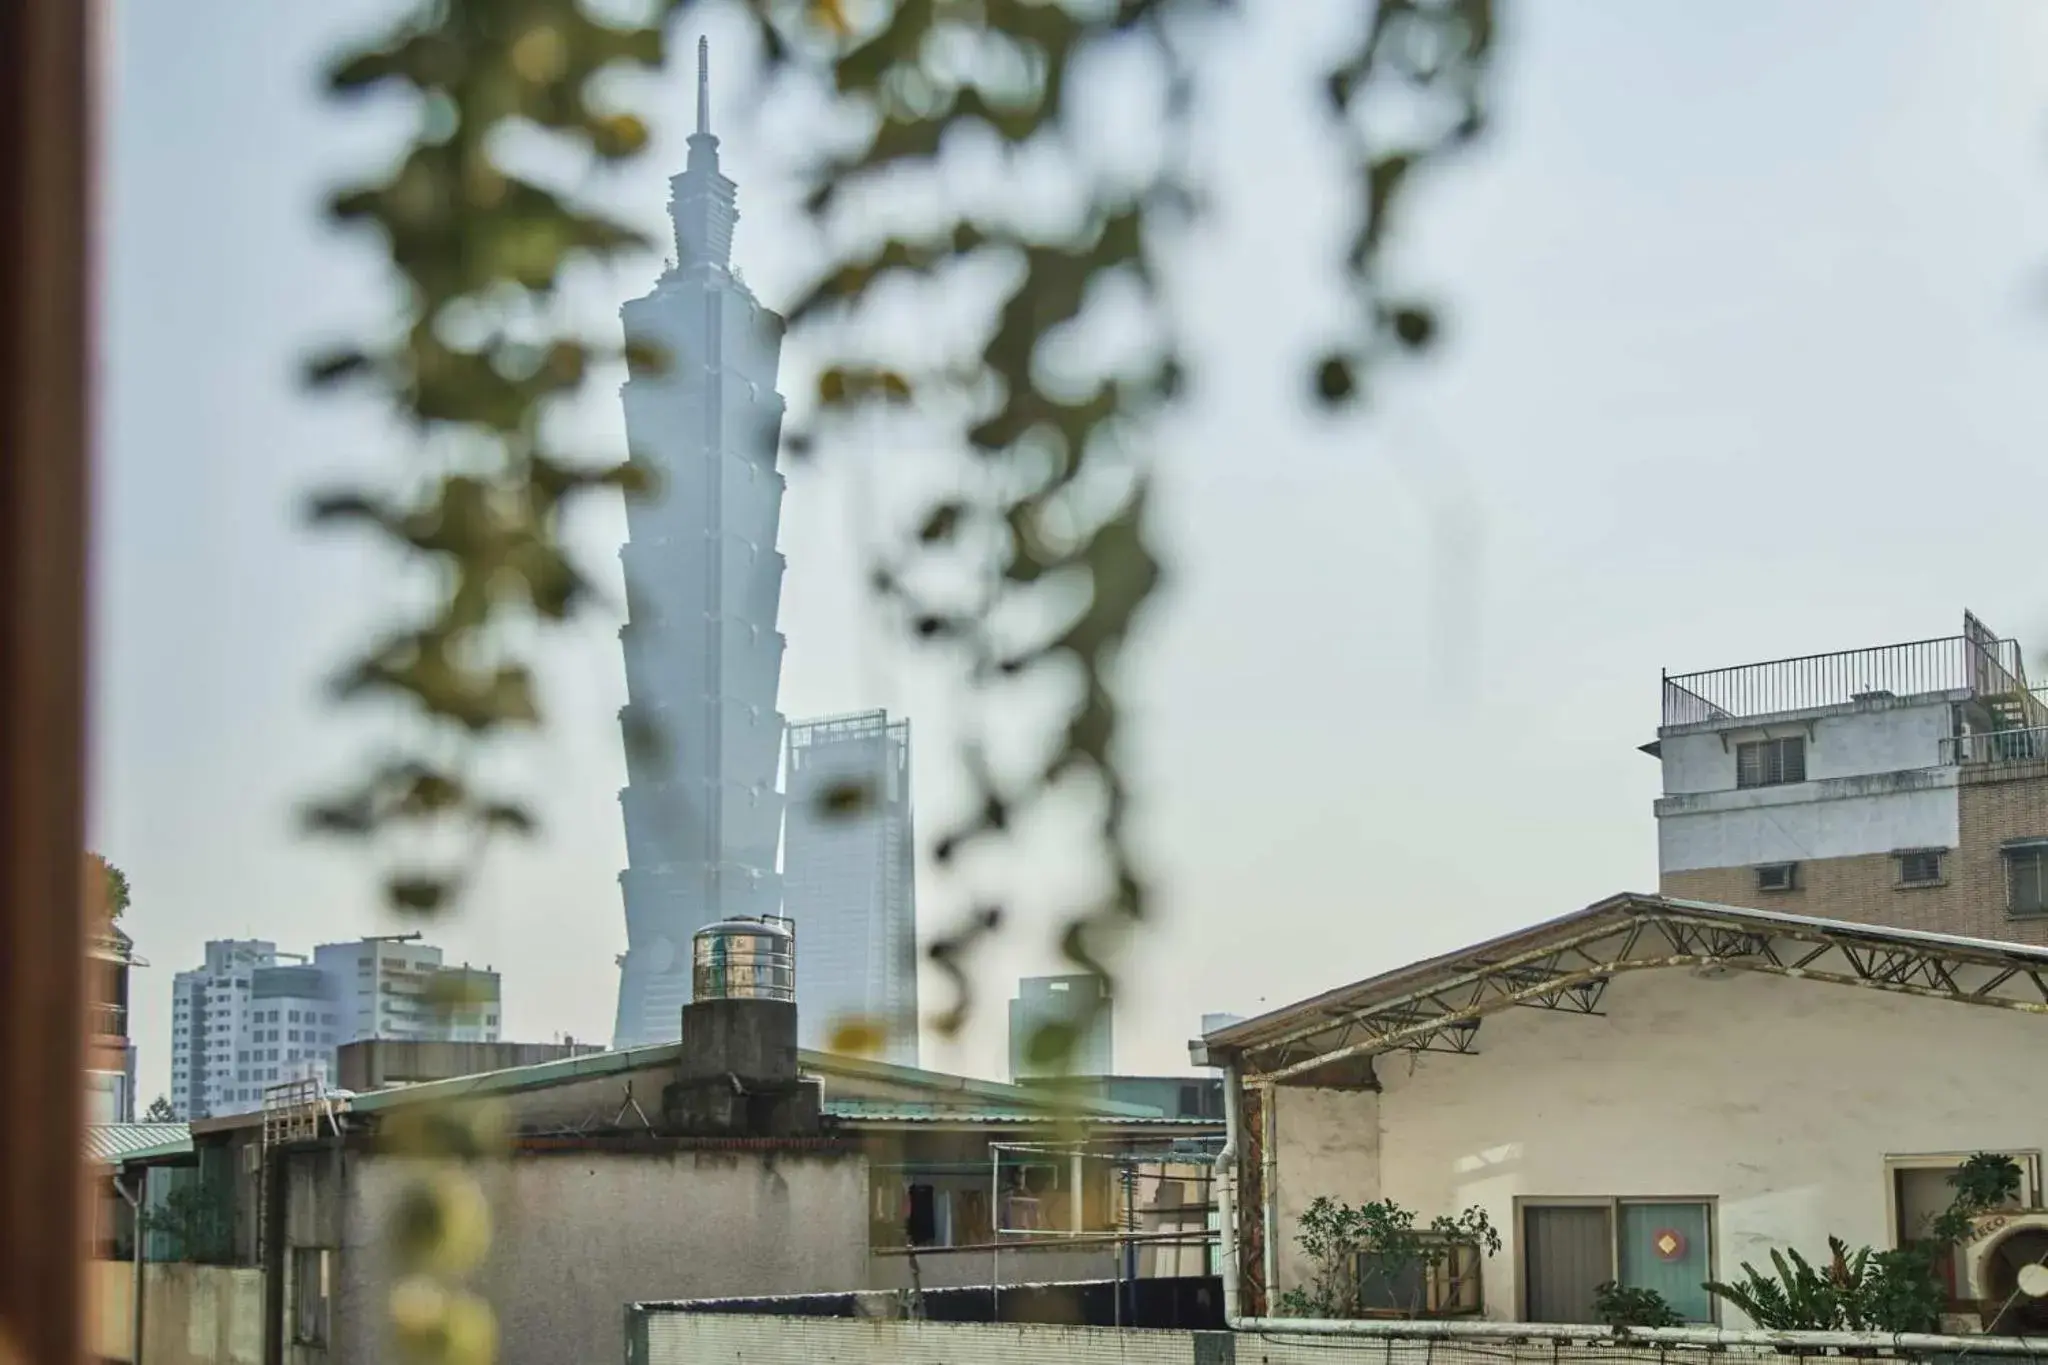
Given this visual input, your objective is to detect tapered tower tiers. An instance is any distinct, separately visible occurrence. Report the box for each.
[612,40,790,1049]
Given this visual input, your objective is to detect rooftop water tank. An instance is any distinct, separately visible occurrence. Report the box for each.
[691,915,795,1003]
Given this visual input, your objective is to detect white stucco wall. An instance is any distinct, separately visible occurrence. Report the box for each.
[1657,701,1962,872]
[1272,1087,1382,1295]
[337,1150,871,1365]
[1657,772,1958,871]
[1661,700,1956,796]
[1267,970,2048,1324]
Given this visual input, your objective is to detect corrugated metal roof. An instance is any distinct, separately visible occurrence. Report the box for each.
[333,1041,1164,1121]
[1207,893,2048,1085]
[85,1122,190,1164]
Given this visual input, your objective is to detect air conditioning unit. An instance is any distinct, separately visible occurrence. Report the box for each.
[1960,1211,2048,1334]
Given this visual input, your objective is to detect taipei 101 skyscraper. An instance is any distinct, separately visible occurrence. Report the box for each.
[611,40,789,1048]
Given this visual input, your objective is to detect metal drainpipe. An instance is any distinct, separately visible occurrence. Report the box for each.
[116,1167,147,1365]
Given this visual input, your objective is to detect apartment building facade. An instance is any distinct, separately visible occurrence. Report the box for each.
[169,935,502,1118]
[1651,611,2048,945]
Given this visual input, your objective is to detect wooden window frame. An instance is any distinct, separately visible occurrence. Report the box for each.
[1514,1196,1720,1325]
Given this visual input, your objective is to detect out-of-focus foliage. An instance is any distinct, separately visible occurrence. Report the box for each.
[309,0,1494,1344]
[749,0,1496,1065]
[309,5,693,1361]
[306,0,689,916]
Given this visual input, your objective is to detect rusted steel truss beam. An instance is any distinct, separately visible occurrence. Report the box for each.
[1244,908,2048,1087]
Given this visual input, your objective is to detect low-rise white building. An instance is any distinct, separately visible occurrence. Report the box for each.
[1198,894,2048,1330]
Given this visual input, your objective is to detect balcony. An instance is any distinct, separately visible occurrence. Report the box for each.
[1941,725,2048,768]
[1663,632,2041,729]
[89,1001,126,1038]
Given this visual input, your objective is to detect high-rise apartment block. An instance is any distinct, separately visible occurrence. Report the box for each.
[168,935,501,1119]
[612,41,789,1049]
[1009,974,1114,1080]
[783,711,918,1065]
[1651,610,2048,945]
[312,936,500,1044]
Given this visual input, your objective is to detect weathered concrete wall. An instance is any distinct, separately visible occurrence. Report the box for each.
[1664,763,2048,947]
[1268,970,2048,1323]
[88,1261,264,1365]
[867,1243,1121,1291]
[336,1149,870,1365]
[643,1314,1199,1365]
[1271,1087,1381,1296]
[632,1315,1984,1365]
[1658,699,1962,873]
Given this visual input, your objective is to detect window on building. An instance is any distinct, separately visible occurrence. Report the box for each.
[1896,850,1945,887]
[1890,1154,2038,1303]
[1754,863,1798,893]
[1735,737,1806,789]
[1522,1200,1714,1324]
[292,1248,330,1345]
[1350,1235,1485,1316]
[2006,843,2048,917]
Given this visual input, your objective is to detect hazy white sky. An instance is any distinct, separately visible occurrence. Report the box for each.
[97,1,2048,1102]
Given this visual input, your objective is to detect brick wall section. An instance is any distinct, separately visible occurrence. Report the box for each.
[1661,761,2048,947]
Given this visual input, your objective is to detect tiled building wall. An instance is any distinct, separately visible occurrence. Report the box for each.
[1662,763,2048,946]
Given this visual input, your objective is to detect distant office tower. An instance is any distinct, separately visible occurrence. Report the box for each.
[783,711,919,1065]
[1009,974,1114,1080]
[612,39,788,1049]
[169,935,501,1118]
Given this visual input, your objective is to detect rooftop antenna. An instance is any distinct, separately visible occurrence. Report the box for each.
[695,36,710,137]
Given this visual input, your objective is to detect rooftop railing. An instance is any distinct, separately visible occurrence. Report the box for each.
[1662,634,2033,728]
[1942,724,2048,767]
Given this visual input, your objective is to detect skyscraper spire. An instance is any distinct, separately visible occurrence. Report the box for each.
[696,35,710,137]
[669,34,736,269]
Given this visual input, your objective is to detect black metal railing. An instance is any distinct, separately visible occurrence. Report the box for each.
[1662,634,2030,727]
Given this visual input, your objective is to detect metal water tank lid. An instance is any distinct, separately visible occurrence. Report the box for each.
[691,915,796,1003]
